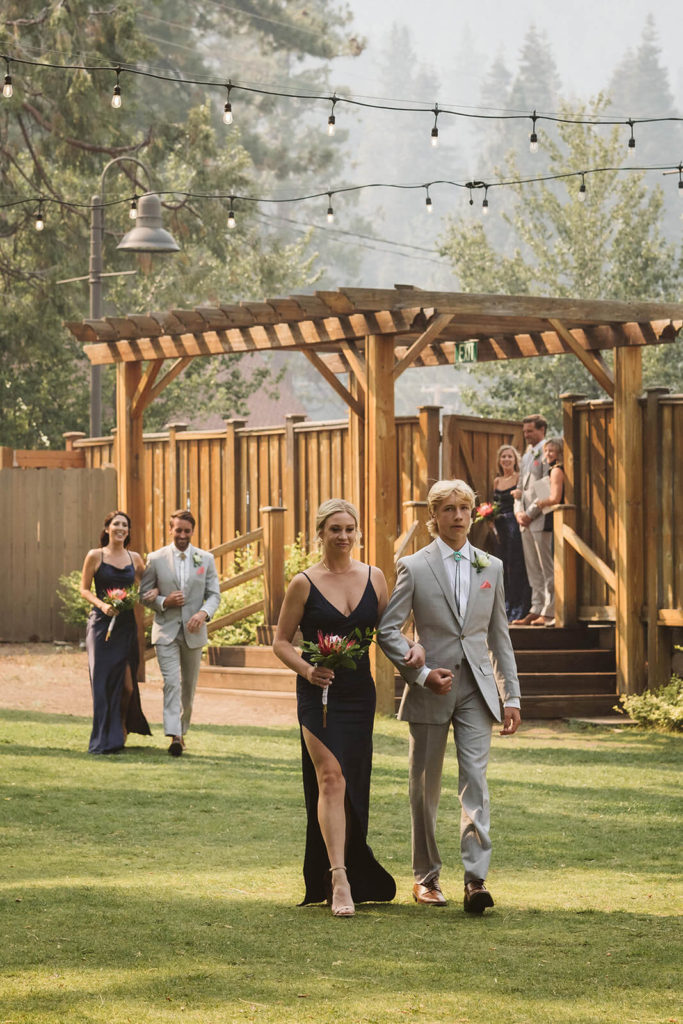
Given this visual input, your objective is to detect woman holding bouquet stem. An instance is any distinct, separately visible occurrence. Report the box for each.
[80,510,151,754]
[493,445,532,623]
[274,498,423,915]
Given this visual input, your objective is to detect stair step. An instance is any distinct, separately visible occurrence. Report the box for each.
[519,672,617,695]
[515,649,615,672]
[207,646,283,669]
[510,625,614,651]
[521,694,620,718]
[198,665,296,692]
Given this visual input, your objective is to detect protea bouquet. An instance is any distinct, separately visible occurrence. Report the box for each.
[474,501,500,523]
[300,627,375,726]
[102,585,139,640]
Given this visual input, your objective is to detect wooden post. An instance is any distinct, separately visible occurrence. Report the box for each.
[365,334,397,715]
[402,500,430,554]
[347,374,365,551]
[614,346,645,694]
[644,386,671,688]
[559,394,584,507]
[224,418,246,545]
[165,421,187,541]
[554,505,578,628]
[261,506,286,628]
[284,414,306,546]
[0,447,14,468]
[115,362,146,680]
[63,431,86,451]
[416,405,442,498]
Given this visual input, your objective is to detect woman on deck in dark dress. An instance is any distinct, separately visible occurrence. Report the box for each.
[493,444,532,622]
[274,499,422,916]
[80,510,151,754]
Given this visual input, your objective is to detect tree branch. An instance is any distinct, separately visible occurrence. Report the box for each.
[20,100,153,156]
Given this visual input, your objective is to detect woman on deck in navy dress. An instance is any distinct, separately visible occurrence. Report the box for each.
[274,499,422,916]
[80,511,151,754]
[493,444,532,622]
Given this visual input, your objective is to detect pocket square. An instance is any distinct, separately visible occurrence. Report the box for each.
[197,567,205,575]
[480,580,491,589]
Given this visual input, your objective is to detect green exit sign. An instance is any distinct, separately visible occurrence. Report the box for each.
[454,340,478,364]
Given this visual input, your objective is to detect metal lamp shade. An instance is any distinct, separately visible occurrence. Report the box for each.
[116,193,180,253]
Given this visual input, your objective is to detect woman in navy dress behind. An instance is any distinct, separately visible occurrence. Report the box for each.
[274,499,422,916]
[80,511,151,754]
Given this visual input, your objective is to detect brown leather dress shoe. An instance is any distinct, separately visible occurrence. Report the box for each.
[463,879,494,914]
[511,612,537,626]
[412,880,447,906]
[168,736,184,757]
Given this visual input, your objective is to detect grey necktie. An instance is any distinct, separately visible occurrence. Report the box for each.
[454,551,462,614]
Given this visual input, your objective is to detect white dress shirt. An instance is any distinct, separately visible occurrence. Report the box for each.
[173,545,189,589]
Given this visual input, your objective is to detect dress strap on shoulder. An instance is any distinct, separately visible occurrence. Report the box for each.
[128,551,134,565]
[301,570,312,582]
[367,565,372,580]
[99,549,104,564]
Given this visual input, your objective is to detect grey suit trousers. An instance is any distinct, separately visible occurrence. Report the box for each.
[409,661,495,885]
[156,635,203,737]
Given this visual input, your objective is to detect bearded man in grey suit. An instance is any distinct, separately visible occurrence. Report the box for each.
[377,479,521,913]
[512,413,553,626]
[141,509,220,756]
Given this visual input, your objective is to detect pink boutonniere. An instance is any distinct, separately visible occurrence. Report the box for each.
[480,580,492,590]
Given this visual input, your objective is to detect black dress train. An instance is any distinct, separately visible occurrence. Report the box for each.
[85,555,151,754]
[297,568,396,906]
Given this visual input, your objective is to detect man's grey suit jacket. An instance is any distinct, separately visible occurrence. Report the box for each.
[377,541,520,724]
[140,544,221,650]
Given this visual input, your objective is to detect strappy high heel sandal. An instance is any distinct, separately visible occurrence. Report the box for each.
[329,866,355,917]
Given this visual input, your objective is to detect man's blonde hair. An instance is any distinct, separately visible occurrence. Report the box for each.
[426,479,476,538]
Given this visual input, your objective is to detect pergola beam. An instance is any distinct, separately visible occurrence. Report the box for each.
[393,313,454,378]
[301,348,364,418]
[547,318,615,397]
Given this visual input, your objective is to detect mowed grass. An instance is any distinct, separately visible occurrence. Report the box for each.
[0,710,680,1024]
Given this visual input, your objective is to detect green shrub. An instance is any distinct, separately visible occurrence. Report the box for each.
[210,535,317,646]
[56,570,91,629]
[615,672,683,732]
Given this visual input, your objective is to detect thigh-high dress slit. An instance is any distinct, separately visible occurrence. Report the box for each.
[296,568,396,906]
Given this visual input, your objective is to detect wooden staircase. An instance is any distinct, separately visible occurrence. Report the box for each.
[199,625,619,719]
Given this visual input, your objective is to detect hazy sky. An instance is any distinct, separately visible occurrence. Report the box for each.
[334,0,683,108]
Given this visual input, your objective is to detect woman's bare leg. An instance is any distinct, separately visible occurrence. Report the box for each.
[302,725,353,911]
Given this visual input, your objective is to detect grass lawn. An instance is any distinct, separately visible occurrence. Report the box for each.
[1,710,680,1024]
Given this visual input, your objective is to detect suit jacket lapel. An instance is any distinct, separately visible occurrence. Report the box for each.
[166,545,180,588]
[424,541,460,623]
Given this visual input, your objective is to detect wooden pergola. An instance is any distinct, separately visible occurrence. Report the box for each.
[67,288,683,709]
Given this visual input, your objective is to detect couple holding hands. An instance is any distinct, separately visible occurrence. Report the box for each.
[274,480,521,918]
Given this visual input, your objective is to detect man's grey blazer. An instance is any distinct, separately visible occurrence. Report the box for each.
[140,544,221,650]
[377,541,520,724]
[514,444,549,533]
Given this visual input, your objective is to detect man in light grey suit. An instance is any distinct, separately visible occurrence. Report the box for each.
[141,509,220,756]
[377,479,521,913]
[512,413,553,626]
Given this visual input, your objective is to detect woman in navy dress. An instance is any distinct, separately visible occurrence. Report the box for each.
[80,510,151,754]
[493,444,532,622]
[274,499,421,916]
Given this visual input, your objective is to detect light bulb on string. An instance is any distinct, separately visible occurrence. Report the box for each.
[227,198,236,229]
[3,60,12,99]
[529,110,538,153]
[578,174,587,202]
[34,201,45,232]
[425,186,433,213]
[430,104,440,148]
[326,193,334,224]
[482,187,489,215]
[111,68,122,109]
[627,120,636,158]
[223,82,233,125]
[677,163,683,199]
[327,96,337,136]
[129,196,138,220]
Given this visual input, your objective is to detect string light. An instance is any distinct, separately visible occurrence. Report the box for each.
[578,173,587,202]
[482,187,489,215]
[111,67,122,109]
[327,96,337,137]
[129,196,138,220]
[227,198,236,229]
[529,110,538,153]
[627,119,636,158]
[34,200,45,231]
[425,186,433,214]
[222,82,233,125]
[679,164,683,199]
[3,59,12,99]
[431,104,439,148]
[326,193,334,224]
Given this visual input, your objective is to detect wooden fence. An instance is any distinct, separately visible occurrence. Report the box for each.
[0,467,117,642]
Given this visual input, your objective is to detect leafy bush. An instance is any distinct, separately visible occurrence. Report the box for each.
[615,671,683,733]
[210,535,317,646]
[56,570,91,629]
